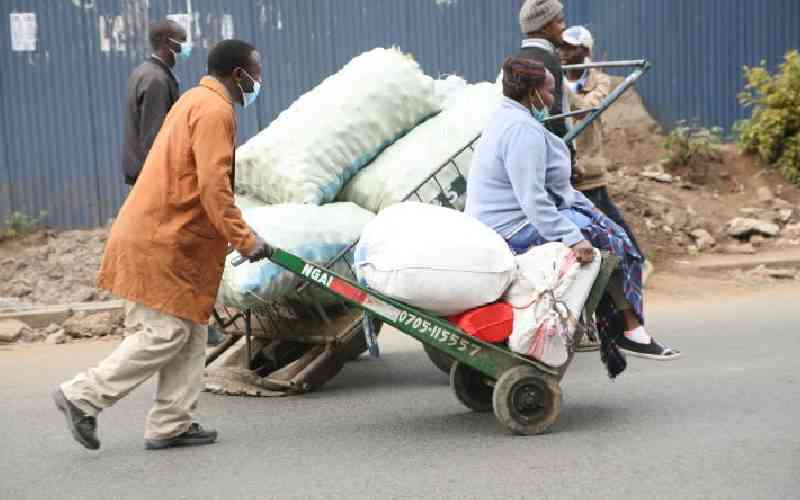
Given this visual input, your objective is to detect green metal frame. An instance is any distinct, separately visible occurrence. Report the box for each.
[264,247,618,381]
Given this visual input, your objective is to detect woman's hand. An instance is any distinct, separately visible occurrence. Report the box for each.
[571,240,595,265]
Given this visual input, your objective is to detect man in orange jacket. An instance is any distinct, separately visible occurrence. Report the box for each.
[54,39,271,451]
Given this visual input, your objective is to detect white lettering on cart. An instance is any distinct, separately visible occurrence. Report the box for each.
[397,310,482,356]
[301,263,333,288]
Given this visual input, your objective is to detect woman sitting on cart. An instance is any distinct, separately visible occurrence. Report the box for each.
[465,57,679,360]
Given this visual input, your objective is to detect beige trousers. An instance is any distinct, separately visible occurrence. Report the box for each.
[61,302,208,440]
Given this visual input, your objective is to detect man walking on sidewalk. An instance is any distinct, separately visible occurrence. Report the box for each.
[54,39,271,451]
[122,19,188,186]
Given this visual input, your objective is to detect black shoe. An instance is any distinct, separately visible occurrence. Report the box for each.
[145,423,218,450]
[616,335,681,360]
[53,388,100,450]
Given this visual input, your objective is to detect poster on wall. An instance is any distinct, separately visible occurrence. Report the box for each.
[9,12,37,52]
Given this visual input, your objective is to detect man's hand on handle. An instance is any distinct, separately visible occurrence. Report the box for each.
[571,240,595,265]
[232,234,273,266]
[247,234,273,262]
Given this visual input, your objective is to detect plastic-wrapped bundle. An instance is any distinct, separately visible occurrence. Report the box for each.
[218,203,374,308]
[338,82,502,213]
[235,48,442,206]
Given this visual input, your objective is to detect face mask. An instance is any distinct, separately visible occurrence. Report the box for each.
[237,69,262,108]
[531,89,550,123]
[169,38,192,62]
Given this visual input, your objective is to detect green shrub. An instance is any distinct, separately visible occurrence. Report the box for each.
[736,50,800,185]
[2,210,47,239]
[664,121,724,167]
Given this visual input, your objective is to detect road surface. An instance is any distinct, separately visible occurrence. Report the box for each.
[1,287,798,500]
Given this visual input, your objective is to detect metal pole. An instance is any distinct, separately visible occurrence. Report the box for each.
[543,107,600,122]
[562,59,648,71]
[563,60,652,144]
[244,308,252,370]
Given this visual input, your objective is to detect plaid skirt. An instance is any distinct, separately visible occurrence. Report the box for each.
[506,208,645,324]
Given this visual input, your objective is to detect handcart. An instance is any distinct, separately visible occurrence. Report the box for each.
[236,245,617,435]
[211,60,650,417]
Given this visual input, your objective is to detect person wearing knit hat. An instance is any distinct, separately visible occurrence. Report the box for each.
[519,0,565,37]
[517,0,571,150]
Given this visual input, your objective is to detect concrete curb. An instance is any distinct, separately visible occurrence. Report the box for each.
[689,248,800,272]
[0,300,125,329]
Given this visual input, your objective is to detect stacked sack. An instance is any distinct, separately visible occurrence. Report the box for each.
[339,81,502,212]
[355,203,516,316]
[219,203,374,308]
[354,203,601,368]
[223,49,503,312]
[235,47,443,205]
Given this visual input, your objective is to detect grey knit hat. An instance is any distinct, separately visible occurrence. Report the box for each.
[519,0,564,34]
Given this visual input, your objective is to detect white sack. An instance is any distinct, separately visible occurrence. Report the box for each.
[219,203,374,308]
[504,243,601,366]
[234,194,266,211]
[339,82,502,213]
[355,202,515,316]
[433,75,468,107]
[235,48,442,205]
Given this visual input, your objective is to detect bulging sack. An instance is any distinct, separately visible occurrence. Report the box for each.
[339,82,502,213]
[235,48,442,205]
[234,194,266,211]
[355,202,516,316]
[219,203,375,308]
[504,243,601,366]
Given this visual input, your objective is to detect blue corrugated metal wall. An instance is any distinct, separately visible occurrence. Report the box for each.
[563,0,800,136]
[1,0,798,228]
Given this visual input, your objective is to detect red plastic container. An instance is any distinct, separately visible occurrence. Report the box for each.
[448,302,514,343]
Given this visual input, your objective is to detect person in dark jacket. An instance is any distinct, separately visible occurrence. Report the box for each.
[121,19,189,186]
[517,0,567,138]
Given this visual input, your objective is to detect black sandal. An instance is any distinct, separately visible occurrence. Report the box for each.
[616,335,681,360]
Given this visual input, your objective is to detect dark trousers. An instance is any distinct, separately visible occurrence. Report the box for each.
[581,186,643,256]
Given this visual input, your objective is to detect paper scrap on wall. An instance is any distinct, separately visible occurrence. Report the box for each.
[10,13,37,52]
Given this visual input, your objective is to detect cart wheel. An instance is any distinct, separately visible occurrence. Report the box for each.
[340,320,383,362]
[492,365,561,435]
[450,362,494,413]
[424,343,454,374]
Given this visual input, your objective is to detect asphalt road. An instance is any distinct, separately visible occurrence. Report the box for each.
[1,289,798,500]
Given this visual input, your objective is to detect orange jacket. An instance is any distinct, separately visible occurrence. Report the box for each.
[98,77,256,324]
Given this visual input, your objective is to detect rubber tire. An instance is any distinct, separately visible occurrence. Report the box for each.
[424,343,454,375]
[492,365,562,435]
[449,362,494,413]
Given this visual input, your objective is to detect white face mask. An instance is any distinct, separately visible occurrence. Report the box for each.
[237,69,262,108]
[530,89,550,122]
[168,37,192,62]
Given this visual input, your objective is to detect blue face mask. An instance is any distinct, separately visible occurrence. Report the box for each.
[531,89,550,123]
[169,38,192,62]
[237,69,262,108]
